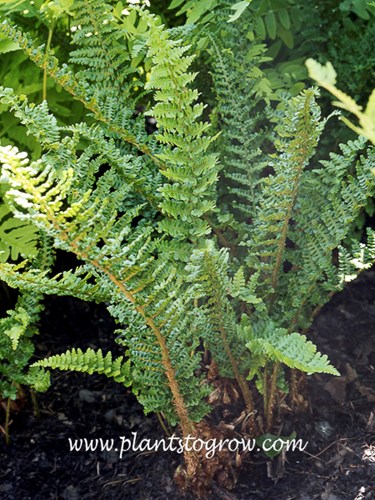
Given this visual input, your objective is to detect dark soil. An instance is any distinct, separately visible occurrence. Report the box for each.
[1,269,374,499]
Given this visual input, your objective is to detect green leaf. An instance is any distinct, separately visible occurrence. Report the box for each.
[277,8,290,29]
[352,0,370,19]
[228,1,252,23]
[0,33,19,53]
[265,11,277,39]
[277,24,293,48]
[255,16,266,39]
[0,203,38,262]
[168,0,186,9]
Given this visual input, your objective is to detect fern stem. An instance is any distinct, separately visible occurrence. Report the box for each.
[30,388,40,418]
[266,363,279,431]
[263,365,269,421]
[270,167,304,292]
[83,258,199,475]
[99,262,199,475]
[218,322,257,434]
[203,253,257,433]
[290,368,298,409]
[4,396,11,445]
[157,412,172,437]
[42,22,54,102]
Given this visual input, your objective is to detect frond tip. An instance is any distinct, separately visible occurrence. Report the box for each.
[32,348,133,385]
[247,326,340,376]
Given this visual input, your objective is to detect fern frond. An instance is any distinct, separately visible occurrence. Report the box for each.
[69,0,141,98]
[0,91,160,211]
[185,241,257,421]
[0,201,38,262]
[0,90,60,147]
[246,322,339,375]
[0,135,210,433]
[245,89,325,295]
[32,348,132,384]
[0,236,51,398]
[143,11,219,240]
[230,267,264,309]
[283,140,375,328]
[0,263,111,304]
[187,242,245,377]
[206,17,270,238]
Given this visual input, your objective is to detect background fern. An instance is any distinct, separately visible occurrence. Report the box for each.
[0,232,53,400]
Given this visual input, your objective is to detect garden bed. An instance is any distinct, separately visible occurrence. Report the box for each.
[1,269,374,499]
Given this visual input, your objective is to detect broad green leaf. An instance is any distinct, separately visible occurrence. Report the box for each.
[278,8,290,29]
[352,0,370,19]
[277,24,293,48]
[228,1,252,23]
[0,34,19,53]
[169,0,185,9]
[265,11,277,39]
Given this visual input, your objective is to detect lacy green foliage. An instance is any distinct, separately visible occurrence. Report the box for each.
[273,138,374,330]
[0,200,38,262]
[0,293,47,399]
[245,322,339,375]
[143,11,218,241]
[245,89,325,295]
[0,148,39,266]
[0,3,374,471]
[186,242,249,378]
[242,91,374,330]
[0,56,211,424]
[205,8,271,243]
[0,145,47,401]
[69,1,143,101]
[0,233,53,399]
[33,348,132,384]
[0,261,111,304]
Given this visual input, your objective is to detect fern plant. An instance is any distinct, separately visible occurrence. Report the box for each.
[0,1,374,495]
[0,228,52,444]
